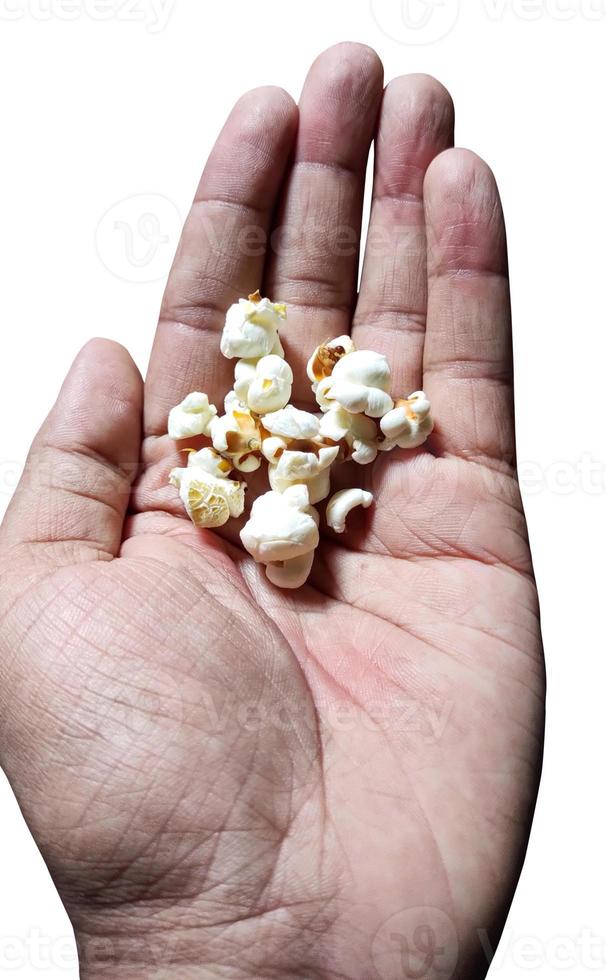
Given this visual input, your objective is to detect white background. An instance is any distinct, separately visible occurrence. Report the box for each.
[0,0,604,976]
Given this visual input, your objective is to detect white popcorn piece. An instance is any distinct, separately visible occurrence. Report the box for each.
[314,376,338,412]
[272,445,339,482]
[169,466,245,529]
[233,359,258,403]
[326,488,374,534]
[379,391,434,450]
[186,446,233,478]
[266,550,315,590]
[234,454,263,473]
[262,404,320,441]
[314,350,394,419]
[167,392,217,440]
[307,335,356,385]
[327,380,394,418]
[224,389,244,413]
[269,466,332,505]
[270,334,286,358]
[268,444,339,504]
[317,405,350,442]
[240,486,319,564]
[210,406,263,472]
[220,290,287,360]
[333,349,391,390]
[348,416,379,465]
[261,435,288,465]
[245,355,293,414]
[319,407,378,465]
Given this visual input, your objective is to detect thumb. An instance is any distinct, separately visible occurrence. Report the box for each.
[1,338,142,563]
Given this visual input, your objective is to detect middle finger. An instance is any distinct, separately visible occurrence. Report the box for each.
[263,42,384,405]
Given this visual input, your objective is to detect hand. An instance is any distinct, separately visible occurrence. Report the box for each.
[0,44,544,980]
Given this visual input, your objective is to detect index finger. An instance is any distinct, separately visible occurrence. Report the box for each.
[144,87,298,438]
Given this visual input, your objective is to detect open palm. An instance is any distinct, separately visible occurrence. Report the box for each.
[0,44,544,980]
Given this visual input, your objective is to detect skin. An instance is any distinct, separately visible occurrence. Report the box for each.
[0,44,544,980]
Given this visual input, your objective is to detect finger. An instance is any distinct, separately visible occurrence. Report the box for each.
[1,339,142,562]
[144,87,298,437]
[423,149,514,466]
[353,74,454,395]
[263,42,384,403]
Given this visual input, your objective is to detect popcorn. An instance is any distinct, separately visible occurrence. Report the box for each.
[319,407,378,465]
[260,407,339,504]
[210,406,264,472]
[347,415,379,465]
[169,466,245,529]
[220,290,287,359]
[271,445,339,482]
[223,389,247,413]
[315,375,339,412]
[168,392,217,440]
[261,405,320,441]
[333,349,391,391]
[185,446,233,478]
[266,550,315,590]
[166,295,436,589]
[326,488,374,534]
[240,485,319,564]
[268,445,339,504]
[233,359,258,403]
[236,354,293,414]
[327,380,393,418]
[261,435,288,465]
[379,391,434,450]
[314,350,394,418]
[307,336,356,385]
[270,466,331,506]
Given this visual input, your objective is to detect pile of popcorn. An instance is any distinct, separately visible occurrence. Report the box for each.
[168,291,433,589]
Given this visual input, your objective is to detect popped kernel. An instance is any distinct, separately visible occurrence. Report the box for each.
[314,349,394,418]
[268,444,339,504]
[307,335,356,385]
[319,406,378,465]
[220,290,286,360]
[238,354,293,414]
[169,467,245,529]
[379,391,434,450]
[210,406,264,473]
[326,488,374,534]
[240,485,319,564]
[168,392,217,440]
